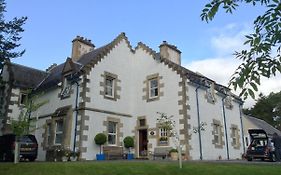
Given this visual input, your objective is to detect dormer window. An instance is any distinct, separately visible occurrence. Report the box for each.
[206,83,216,104]
[19,93,28,105]
[60,76,72,99]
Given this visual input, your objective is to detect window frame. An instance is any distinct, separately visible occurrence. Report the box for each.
[46,123,52,146]
[104,76,115,98]
[107,121,117,145]
[149,78,159,99]
[213,123,221,145]
[54,120,63,145]
[19,93,28,105]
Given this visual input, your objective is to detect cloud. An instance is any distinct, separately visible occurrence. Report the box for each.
[184,58,281,108]
[183,23,281,108]
[210,23,250,56]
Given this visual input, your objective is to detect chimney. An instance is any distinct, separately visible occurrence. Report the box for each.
[159,41,181,65]
[71,36,95,62]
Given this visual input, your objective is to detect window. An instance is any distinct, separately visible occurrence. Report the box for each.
[231,126,239,148]
[105,76,115,98]
[149,78,158,98]
[54,120,63,145]
[47,123,52,146]
[20,93,28,105]
[213,124,221,145]
[159,128,168,143]
[108,121,117,145]
[139,119,146,127]
[61,78,71,98]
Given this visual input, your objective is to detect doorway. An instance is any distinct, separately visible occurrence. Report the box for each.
[138,129,148,157]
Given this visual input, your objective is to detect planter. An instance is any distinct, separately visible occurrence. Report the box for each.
[96,154,105,160]
[127,153,134,160]
[170,152,178,161]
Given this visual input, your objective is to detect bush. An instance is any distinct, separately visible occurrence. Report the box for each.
[94,133,107,154]
[169,148,178,154]
[123,136,134,149]
[94,133,107,145]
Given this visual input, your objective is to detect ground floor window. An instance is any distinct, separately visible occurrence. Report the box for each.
[108,121,117,145]
[55,120,63,145]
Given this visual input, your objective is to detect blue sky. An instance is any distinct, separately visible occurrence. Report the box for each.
[5,0,280,107]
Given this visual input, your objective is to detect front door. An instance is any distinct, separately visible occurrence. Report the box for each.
[139,129,148,157]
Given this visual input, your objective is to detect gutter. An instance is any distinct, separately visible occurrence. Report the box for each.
[222,95,230,160]
[195,85,203,160]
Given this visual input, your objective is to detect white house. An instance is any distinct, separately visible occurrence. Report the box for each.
[0,33,244,161]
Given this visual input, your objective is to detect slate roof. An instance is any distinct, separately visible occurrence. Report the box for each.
[8,63,47,89]
[245,115,281,137]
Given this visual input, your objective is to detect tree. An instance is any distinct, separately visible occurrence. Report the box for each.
[243,91,281,130]
[201,0,281,100]
[0,0,27,70]
[11,91,48,163]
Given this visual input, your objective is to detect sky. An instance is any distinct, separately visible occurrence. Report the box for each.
[5,0,281,108]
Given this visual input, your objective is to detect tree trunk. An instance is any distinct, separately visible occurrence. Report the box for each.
[14,136,19,164]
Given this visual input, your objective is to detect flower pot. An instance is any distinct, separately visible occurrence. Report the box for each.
[96,154,105,160]
[127,153,134,160]
[170,152,178,161]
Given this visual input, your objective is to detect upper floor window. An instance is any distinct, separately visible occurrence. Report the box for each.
[54,120,63,145]
[60,75,72,99]
[105,76,115,98]
[149,78,159,99]
[108,121,117,145]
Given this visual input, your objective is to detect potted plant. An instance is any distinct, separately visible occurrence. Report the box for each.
[159,136,168,144]
[62,148,71,162]
[94,133,107,160]
[169,148,178,161]
[123,136,134,160]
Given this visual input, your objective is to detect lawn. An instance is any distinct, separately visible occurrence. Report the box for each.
[0,161,280,175]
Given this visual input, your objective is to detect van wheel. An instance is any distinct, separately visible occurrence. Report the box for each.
[28,157,36,162]
[247,157,253,161]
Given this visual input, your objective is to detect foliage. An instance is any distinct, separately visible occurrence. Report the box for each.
[0,0,27,70]
[159,137,168,142]
[11,90,48,136]
[1,161,281,175]
[123,136,134,149]
[169,148,178,153]
[94,133,107,145]
[243,91,281,129]
[201,0,281,100]
[94,133,107,154]
[156,112,175,132]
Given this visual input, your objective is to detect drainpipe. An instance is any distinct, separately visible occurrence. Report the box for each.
[195,85,203,160]
[222,95,229,160]
[72,78,80,153]
[239,104,245,154]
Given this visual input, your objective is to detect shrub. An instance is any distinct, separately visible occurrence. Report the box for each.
[94,133,107,154]
[169,148,178,154]
[123,136,134,149]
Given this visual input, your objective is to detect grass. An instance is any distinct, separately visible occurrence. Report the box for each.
[0,161,280,175]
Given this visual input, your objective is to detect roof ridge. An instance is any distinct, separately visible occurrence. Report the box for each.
[9,62,47,74]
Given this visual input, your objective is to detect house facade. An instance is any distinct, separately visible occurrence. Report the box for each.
[0,33,244,161]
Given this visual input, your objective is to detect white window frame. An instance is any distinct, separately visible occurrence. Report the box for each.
[105,76,115,98]
[108,121,117,145]
[54,120,63,145]
[149,78,159,99]
[214,124,221,145]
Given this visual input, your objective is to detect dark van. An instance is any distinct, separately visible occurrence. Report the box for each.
[0,134,38,161]
[246,129,276,161]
